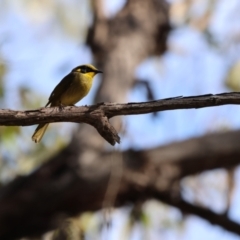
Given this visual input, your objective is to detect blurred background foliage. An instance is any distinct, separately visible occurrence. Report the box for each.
[0,0,93,182]
[1,0,240,239]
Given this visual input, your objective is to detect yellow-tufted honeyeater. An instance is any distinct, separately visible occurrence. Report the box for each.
[32,64,102,143]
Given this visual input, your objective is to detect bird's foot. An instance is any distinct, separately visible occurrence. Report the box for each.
[59,103,65,111]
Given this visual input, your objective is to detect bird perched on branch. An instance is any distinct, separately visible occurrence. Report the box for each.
[32,64,102,143]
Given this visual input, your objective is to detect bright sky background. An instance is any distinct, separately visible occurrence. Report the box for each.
[1,0,240,239]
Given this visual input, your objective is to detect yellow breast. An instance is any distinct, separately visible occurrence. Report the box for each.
[60,74,93,105]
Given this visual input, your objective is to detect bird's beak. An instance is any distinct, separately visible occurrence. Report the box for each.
[95,70,103,74]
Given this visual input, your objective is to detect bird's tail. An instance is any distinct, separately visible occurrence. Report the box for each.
[32,123,49,143]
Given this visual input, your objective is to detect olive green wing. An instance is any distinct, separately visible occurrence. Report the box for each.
[46,72,74,107]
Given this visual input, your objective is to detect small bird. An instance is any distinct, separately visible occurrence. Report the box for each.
[32,64,102,143]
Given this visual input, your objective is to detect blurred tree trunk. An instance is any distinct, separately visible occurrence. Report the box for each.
[1,0,240,239]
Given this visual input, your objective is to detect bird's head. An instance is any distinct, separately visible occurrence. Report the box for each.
[72,64,103,78]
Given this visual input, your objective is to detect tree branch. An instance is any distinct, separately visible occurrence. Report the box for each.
[1,130,240,239]
[0,92,240,145]
[154,191,240,236]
